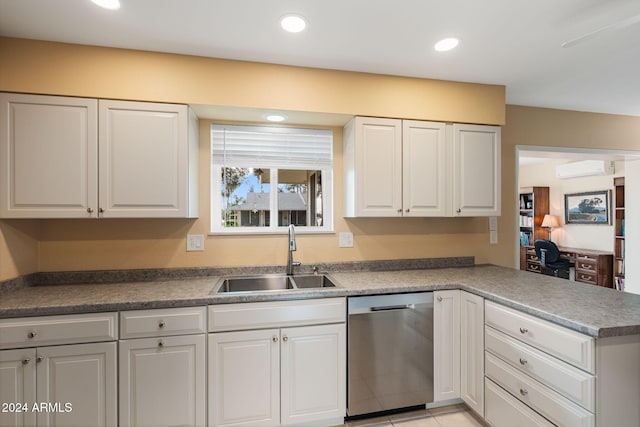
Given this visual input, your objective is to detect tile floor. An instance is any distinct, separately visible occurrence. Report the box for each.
[332,404,488,427]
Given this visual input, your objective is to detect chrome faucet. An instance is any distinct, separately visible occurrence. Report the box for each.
[287,224,301,275]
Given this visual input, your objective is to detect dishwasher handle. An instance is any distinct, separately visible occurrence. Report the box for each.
[370,304,415,312]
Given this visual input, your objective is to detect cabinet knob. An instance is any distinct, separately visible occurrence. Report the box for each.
[456,208,462,213]
[158,320,166,329]
[272,336,279,343]
[87,208,94,214]
[282,336,289,342]
[519,327,528,334]
[397,209,402,214]
[99,208,104,214]
[437,296,443,302]
[158,340,165,348]
[519,388,528,396]
[519,358,528,366]
[27,331,37,339]
[405,209,410,213]
[36,356,44,363]
[22,358,31,365]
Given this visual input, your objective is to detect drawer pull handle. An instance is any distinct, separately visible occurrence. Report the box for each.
[519,358,528,365]
[158,320,166,329]
[27,331,37,339]
[36,356,44,363]
[519,388,528,396]
[22,358,31,365]
[283,336,289,342]
[519,327,528,334]
[437,296,443,302]
[272,336,279,343]
[158,340,165,347]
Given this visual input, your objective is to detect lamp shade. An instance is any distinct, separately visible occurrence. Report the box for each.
[541,214,561,228]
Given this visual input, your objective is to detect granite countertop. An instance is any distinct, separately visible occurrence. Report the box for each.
[1,264,639,338]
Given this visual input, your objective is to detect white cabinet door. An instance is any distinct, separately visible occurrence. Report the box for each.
[433,290,460,402]
[345,116,402,216]
[99,100,190,218]
[460,291,484,416]
[0,348,36,427]
[402,120,448,216]
[280,324,346,425]
[452,124,501,216]
[37,342,116,427]
[0,93,98,218]
[209,329,280,427]
[119,334,205,427]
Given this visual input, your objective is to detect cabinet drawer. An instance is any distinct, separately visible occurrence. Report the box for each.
[485,326,595,411]
[575,253,598,263]
[575,260,596,272]
[120,306,206,339]
[486,352,594,427]
[485,301,594,373]
[526,253,539,262]
[485,378,555,427]
[209,298,346,332]
[575,271,597,285]
[0,312,117,349]
[526,262,541,273]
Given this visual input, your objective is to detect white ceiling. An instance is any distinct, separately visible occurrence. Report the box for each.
[1,0,640,116]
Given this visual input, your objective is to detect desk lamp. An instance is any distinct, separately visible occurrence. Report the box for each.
[541,214,561,241]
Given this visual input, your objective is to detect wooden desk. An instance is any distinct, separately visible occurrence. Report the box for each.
[520,245,613,288]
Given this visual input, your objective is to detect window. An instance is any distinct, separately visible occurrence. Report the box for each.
[211,124,333,233]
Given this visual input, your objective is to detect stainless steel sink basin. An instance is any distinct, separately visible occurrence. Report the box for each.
[213,273,337,294]
[290,274,337,289]
[215,275,295,293]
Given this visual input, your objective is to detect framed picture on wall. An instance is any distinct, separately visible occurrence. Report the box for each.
[564,190,611,224]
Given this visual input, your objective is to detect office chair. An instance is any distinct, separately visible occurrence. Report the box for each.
[534,239,572,279]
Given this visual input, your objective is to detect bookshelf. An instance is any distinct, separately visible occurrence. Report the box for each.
[614,177,625,291]
[519,187,550,246]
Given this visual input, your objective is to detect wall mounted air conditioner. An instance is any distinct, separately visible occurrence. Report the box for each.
[555,160,615,179]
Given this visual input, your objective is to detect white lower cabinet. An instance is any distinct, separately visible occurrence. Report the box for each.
[0,313,118,427]
[433,290,460,402]
[208,299,346,427]
[119,335,206,427]
[118,307,207,427]
[460,291,484,416]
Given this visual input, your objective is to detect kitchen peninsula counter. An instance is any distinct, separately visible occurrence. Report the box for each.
[1,264,639,338]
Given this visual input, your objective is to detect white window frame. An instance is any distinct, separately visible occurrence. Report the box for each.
[210,124,334,235]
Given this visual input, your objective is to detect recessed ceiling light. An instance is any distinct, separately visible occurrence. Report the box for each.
[91,0,120,10]
[280,14,307,33]
[434,37,459,52]
[264,113,288,122]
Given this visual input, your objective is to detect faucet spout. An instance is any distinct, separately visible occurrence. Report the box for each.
[287,224,301,275]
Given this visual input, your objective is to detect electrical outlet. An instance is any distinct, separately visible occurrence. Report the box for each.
[187,234,205,251]
[339,232,354,248]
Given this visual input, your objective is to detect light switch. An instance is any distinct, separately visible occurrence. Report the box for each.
[187,234,205,251]
[490,230,498,244]
[339,232,354,248]
[489,216,498,231]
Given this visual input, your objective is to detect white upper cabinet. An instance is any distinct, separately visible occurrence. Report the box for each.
[344,116,403,216]
[403,120,448,216]
[0,93,98,218]
[453,124,501,216]
[0,93,198,218]
[344,116,500,217]
[99,100,197,218]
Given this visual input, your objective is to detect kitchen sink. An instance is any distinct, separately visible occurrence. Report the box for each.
[215,275,295,293]
[290,274,337,289]
[212,274,337,294]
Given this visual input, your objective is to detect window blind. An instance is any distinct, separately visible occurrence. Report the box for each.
[211,124,333,169]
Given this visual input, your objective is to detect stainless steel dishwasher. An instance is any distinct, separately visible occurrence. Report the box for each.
[347,292,434,418]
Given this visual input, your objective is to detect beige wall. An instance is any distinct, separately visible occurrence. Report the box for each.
[1,37,640,280]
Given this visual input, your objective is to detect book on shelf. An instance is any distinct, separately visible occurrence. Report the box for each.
[615,276,625,292]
